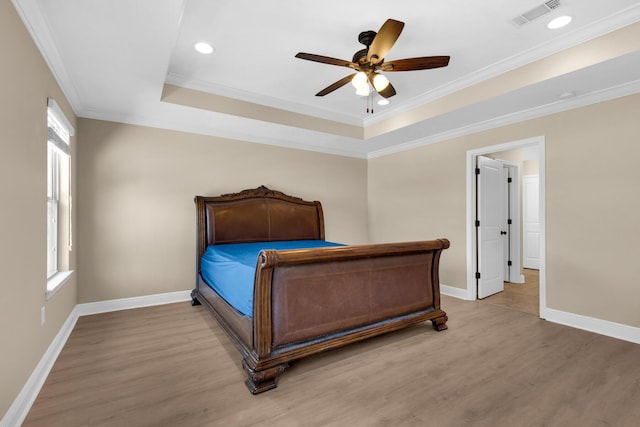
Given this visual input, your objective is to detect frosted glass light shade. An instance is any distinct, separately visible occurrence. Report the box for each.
[373,74,389,91]
[351,72,368,89]
[355,85,370,96]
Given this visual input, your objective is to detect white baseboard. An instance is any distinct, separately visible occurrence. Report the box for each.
[440,283,472,300]
[4,289,638,427]
[76,290,192,316]
[1,290,192,427]
[442,284,640,345]
[511,274,525,284]
[542,307,640,345]
[0,306,79,427]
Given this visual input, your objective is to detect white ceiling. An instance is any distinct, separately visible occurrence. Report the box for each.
[13,0,640,158]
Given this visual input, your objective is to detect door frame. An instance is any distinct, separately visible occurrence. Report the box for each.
[466,136,547,318]
[523,174,541,270]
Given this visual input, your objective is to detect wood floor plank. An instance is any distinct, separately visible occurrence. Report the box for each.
[23,297,640,426]
[483,268,540,315]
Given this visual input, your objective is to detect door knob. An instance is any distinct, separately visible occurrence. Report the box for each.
[500,231,507,235]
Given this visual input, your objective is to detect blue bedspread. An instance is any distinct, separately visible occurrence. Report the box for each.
[200,240,344,316]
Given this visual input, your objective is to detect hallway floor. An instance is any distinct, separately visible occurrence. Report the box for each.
[482,268,539,316]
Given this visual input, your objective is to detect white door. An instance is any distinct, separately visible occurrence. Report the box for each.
[502,167,510,281]
[477,156,505,298]
[505,164,523,283]
[523,175,540,269]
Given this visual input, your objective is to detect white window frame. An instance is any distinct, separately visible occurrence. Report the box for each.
[46,99,74,299]
[47,144,59,278]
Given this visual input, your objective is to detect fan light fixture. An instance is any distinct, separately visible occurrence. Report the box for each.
[355,85,370,96]
[351,72,368,89]
[377,98,390,106]
[373,74,390,91]
[295,18,452,113]
[352,72,389,97]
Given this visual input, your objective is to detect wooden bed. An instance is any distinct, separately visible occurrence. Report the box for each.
[192,186,449,394]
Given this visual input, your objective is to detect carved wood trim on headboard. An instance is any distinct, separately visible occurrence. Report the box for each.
[195,186,325,268]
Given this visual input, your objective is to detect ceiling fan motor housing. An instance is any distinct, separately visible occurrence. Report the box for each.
[352,48,369,64]
[358,30,377,47]
[354,30,377,65]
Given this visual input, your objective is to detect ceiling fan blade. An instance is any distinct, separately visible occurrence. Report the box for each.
[367,19,405,65]
[373,80,396,99]
[381,56,450,72]
[378,81,396,98]
[295,52,358,69]
[315,73,356,96]
[368,74,396,98]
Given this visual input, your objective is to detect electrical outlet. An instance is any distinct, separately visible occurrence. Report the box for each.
[41,306,46,326]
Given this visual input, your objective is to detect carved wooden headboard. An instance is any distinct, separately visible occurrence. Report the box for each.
[195,186,325,259]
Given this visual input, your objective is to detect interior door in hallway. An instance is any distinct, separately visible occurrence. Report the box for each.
[477,156,505,299]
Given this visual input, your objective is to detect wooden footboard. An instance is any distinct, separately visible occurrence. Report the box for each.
[192,187,449,394]
[243,239,449,393]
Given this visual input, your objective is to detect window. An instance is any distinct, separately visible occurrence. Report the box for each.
[47,141,60,277]
[46,99,74,298]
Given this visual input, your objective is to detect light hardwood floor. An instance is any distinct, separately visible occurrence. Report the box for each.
[482,269,540,316]
[24,296,640,427]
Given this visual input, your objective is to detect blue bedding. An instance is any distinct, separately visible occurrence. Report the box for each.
[200,240,344,316]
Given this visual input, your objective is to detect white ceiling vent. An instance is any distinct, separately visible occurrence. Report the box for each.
[512,0,561,27]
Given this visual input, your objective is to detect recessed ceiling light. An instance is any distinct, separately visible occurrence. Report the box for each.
[547,15,572,29]
[377,99,390,106]
[558,91,576,100]
[194,42,214,54]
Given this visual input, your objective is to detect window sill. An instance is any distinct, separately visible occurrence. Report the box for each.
[46,270,74,300]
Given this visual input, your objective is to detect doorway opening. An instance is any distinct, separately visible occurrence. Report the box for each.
[483,268,540,316]
[466,136,546,318]
[476,156,523,298]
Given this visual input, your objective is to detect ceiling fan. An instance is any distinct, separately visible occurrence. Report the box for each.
[295,19,450,99]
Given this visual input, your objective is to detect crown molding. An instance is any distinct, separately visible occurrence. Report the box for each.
[367,79,640,159]
[170,4,640,130]
[12,0,83,115]
[80,77,640,161]
[364,4,640,126]
[79,109,369,159]
[165,73,364,127]
[14,0,640,160]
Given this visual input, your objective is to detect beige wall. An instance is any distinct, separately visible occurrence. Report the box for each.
[3,0,640,419]
[523,159,539,176]
[368,93,640,327]
[76,119,369,303]
[0,1,78,419]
